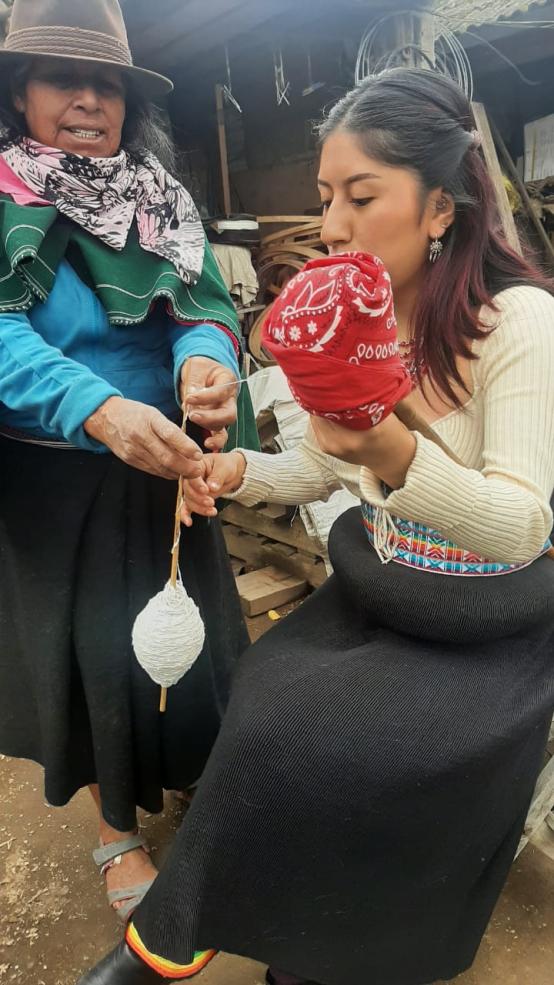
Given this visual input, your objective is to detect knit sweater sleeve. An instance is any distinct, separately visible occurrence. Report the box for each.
[226,427,362,507]
[360,286,554,564]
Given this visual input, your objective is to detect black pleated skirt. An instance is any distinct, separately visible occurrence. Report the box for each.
[134,507,554,985]
[0,436,248,831]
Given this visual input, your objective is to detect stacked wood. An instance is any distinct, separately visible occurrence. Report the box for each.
[221,501,328,615]
[235,565,307,617]
[249,215,324,365]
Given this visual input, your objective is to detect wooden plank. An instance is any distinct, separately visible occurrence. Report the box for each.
[471,102,521,255]
[222,524,326,589]
[236,565,307,616]
[257,503,290,520]
[257,215,318,224]
[261,546,327,589]
[222,526,263,565]
[268,541,296,557]
[223,501,320,554]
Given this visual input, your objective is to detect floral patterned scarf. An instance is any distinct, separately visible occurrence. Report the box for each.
[0,137,205,283]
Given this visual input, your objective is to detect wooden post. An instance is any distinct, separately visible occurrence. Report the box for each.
[490,119,554,268]
[215,83,232,216]
[472,102,521,254]
[384,8,435,70]
[416,9,436,67]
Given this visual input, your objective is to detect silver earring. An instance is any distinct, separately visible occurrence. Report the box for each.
[429,237,443,263]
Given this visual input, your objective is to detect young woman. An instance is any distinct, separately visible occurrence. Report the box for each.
[80,69,554,985]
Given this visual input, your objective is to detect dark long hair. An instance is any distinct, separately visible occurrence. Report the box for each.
[318,68,553,404]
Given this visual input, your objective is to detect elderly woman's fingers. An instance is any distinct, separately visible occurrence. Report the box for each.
[182,356,239,418]
[148,412,204,478]
[187,396,237,432]
[186,378,239,409]
[86,398,206,480]
[131,454,180,481]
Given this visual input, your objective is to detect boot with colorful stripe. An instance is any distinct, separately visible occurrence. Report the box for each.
[76,926,217,983]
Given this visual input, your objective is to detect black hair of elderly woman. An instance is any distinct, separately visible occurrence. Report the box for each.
[0,0,257,926]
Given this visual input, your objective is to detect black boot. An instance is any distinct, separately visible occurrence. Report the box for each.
[77,941,166,984]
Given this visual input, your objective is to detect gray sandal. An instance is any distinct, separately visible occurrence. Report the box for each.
[93,833,156,924]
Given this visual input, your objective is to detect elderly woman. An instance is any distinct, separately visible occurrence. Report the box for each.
[0,0,256,922]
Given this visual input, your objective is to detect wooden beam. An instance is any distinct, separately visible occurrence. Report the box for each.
[472,102,521,255]
[418,9,436,67]
[215,84,232,216]
[377,8,436,71]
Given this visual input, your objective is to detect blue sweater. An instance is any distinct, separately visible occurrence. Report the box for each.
[0,259,239,451]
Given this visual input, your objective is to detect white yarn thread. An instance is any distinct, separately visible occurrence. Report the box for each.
[132,580,205,688]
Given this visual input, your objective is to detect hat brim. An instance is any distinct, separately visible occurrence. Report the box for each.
[0,48,173,101]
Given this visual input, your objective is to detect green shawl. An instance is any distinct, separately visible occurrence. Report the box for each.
[0,196,259,452]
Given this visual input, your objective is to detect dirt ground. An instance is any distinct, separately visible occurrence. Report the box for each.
[1,608,553,985]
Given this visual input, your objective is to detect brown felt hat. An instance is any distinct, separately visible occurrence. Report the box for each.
[0,0,173,100]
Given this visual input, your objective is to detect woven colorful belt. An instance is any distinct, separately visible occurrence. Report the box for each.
[360,501,549,577]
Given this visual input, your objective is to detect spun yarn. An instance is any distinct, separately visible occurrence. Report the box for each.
[132,581,205,688]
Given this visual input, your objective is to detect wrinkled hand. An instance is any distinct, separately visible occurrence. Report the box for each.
[84,396,204,480]
[181,356,239,452]
[180,451,246,526]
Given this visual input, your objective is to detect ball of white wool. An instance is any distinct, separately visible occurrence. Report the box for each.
[132,581,205,688]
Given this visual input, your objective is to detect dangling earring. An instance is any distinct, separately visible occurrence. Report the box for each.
[429,237,443,263]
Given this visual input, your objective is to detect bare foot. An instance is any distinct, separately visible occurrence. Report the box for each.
[101,840,157,915]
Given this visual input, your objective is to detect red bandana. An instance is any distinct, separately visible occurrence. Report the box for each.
[262,252,412,430]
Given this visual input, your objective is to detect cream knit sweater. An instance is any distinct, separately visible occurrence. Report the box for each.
[230,286,554,565]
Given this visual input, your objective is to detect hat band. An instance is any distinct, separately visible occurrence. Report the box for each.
[5,26,133,67]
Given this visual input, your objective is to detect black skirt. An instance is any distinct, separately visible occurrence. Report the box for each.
[134,507,554,985]
[0,436,249,831]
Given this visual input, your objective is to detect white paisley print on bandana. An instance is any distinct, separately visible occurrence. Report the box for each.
[0,137,205,283]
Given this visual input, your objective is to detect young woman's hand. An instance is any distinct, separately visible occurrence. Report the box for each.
[310,413,416,490]
[180,451,246,526]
